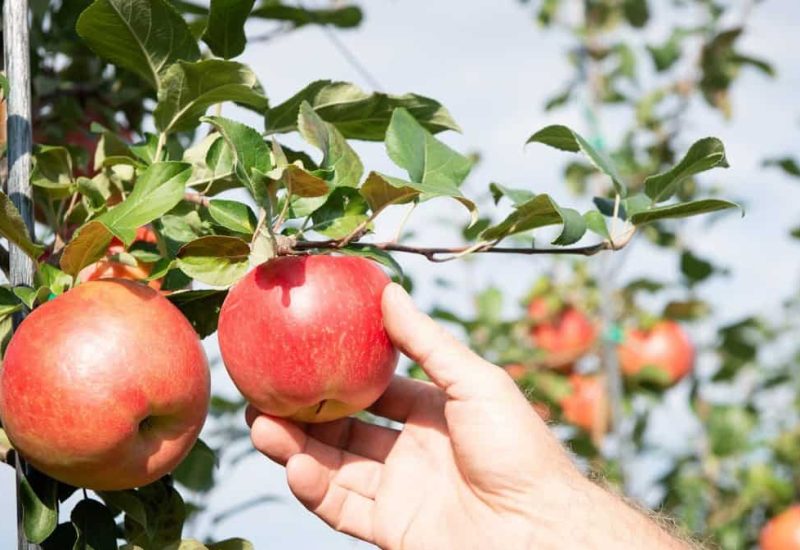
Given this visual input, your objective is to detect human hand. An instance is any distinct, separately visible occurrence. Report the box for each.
[248,283,688,549]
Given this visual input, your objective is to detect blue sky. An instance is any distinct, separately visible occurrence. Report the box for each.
[3,0,800,547]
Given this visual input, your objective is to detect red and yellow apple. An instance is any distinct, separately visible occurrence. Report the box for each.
[760,506,800,550]
[78,226,162,290]
[0,280,209,490]
[559,374,607,433]
[617,320,694,386]
[528,298,596,370]
[218,255,398,423]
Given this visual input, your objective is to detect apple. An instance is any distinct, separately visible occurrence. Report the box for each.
[559,374,607,433]
[0,280,209,490]
[617,320,694,386]
[217,255,398,423]
[760,506,800,550]
[528,298,596,370]
[78,226,162,290]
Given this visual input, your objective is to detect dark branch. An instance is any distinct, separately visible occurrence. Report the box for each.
[0,243,8,274]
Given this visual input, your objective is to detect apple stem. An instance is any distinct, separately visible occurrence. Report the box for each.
[315,400,327,416]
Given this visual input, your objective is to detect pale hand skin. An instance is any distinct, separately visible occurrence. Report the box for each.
[248,283,688,550]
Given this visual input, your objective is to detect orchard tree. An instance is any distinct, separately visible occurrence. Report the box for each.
[0,0,743,548]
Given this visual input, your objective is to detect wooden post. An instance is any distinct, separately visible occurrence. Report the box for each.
[3,1,44,549]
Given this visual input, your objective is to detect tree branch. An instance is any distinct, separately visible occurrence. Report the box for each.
[184,191,210,207]
[289,239,614,262]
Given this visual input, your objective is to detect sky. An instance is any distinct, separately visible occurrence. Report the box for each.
[3,0,800,548]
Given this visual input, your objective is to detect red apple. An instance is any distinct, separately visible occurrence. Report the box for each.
[617,320,694,385]
[0,280,209,490]
[559,374,607,433]
[760,506,800,550]
[78,226,162,290]
[218,255,398,423]
[528,298,596,370]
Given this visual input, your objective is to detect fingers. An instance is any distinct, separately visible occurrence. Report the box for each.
[286,454,375,542]
[368,375,442,423]
[382,283,512,400]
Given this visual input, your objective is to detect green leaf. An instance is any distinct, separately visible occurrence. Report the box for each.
[0,190,45,261]
[298,101,363,187]
[185,134,238,196]
[98,162,191,244]
[386,108,471,189]
[208,199,258,235]
[252,3,362,29]
[20,468,58,543]
[41,523,79,550]
[481,194,587,245]
[0,287,23,317]
[173,439,217,492]
[310,187,369,239]
[32,146,75,190]
[71,499,118,550]
[155,60,268,134]
[680,250,715,284]
[35,264,74,296]
[629,199,740,225]
[337,246,403,281]
[98,490,149,533]
[583,210,610,239]
[763,157,800,178]
[527,125,626,195]
[59,220,115,277]
[201,116,272,206]
[489,183,535,206]
[166,289,228,338]
[644,138,728,203]
[202,0,255,59]
[266,80,460,140]
[208,539,254,550]
[76,0,200,90]
[124,480,185,548]
[360,172,476,222]
[176,236,250,287]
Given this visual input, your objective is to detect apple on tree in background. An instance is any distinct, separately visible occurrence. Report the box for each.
[559,374,608,434]
[0,280,209,490]
[78,226,163,290]
[760,506,800,550]
[528,297,597,370]
[218,255,398,423]
[617,320,694,386]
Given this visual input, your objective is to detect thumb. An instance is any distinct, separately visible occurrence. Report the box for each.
[381,283,513,400]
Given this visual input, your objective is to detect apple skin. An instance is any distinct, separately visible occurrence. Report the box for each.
[760,506,800,550]
[528,298,596,370]
[78,227,162,290]
[0,280,209,490]
[559,374,606,433]
[617,320,694,385]
[217,255,398,423]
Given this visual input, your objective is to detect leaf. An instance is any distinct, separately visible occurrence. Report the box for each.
[201,116,272,206]
[251,3,362,29]
[680,250,715,284]
[202,0,255,59]
[298,102,363,187]
[266,80,459,140]
[385,108,471,189]
[763,157,800,178]
[32,146,74,190]
[59,220,115,277]
[20,468,58,543]
[71,499,118,550]
[583,210,610,239]
[280,165,331,198]
[360,171,476,222]
[76,0,200,90]
[173,439,217,492]
[208,539,254,550]
[527,125,626,195]
[629,199,740,225]
[166,289,228,339]
[185,134,238,195]
[208,199,258,235]
[310,187,369,239]
[124,480,185,548]
[0,287,23,317]
[35,264,74,296]
[176,236,250,287]
[155,60,268,134]
[489,183,535,206]
[0,190,45,261]
[481,194,587,245]
[41,523,79,550]
[98,490,149,533]
[644,138,728,203]
[337,246,404,281]
[98,162,192,244]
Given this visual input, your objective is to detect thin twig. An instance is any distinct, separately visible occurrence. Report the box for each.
[184,191,210,207]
